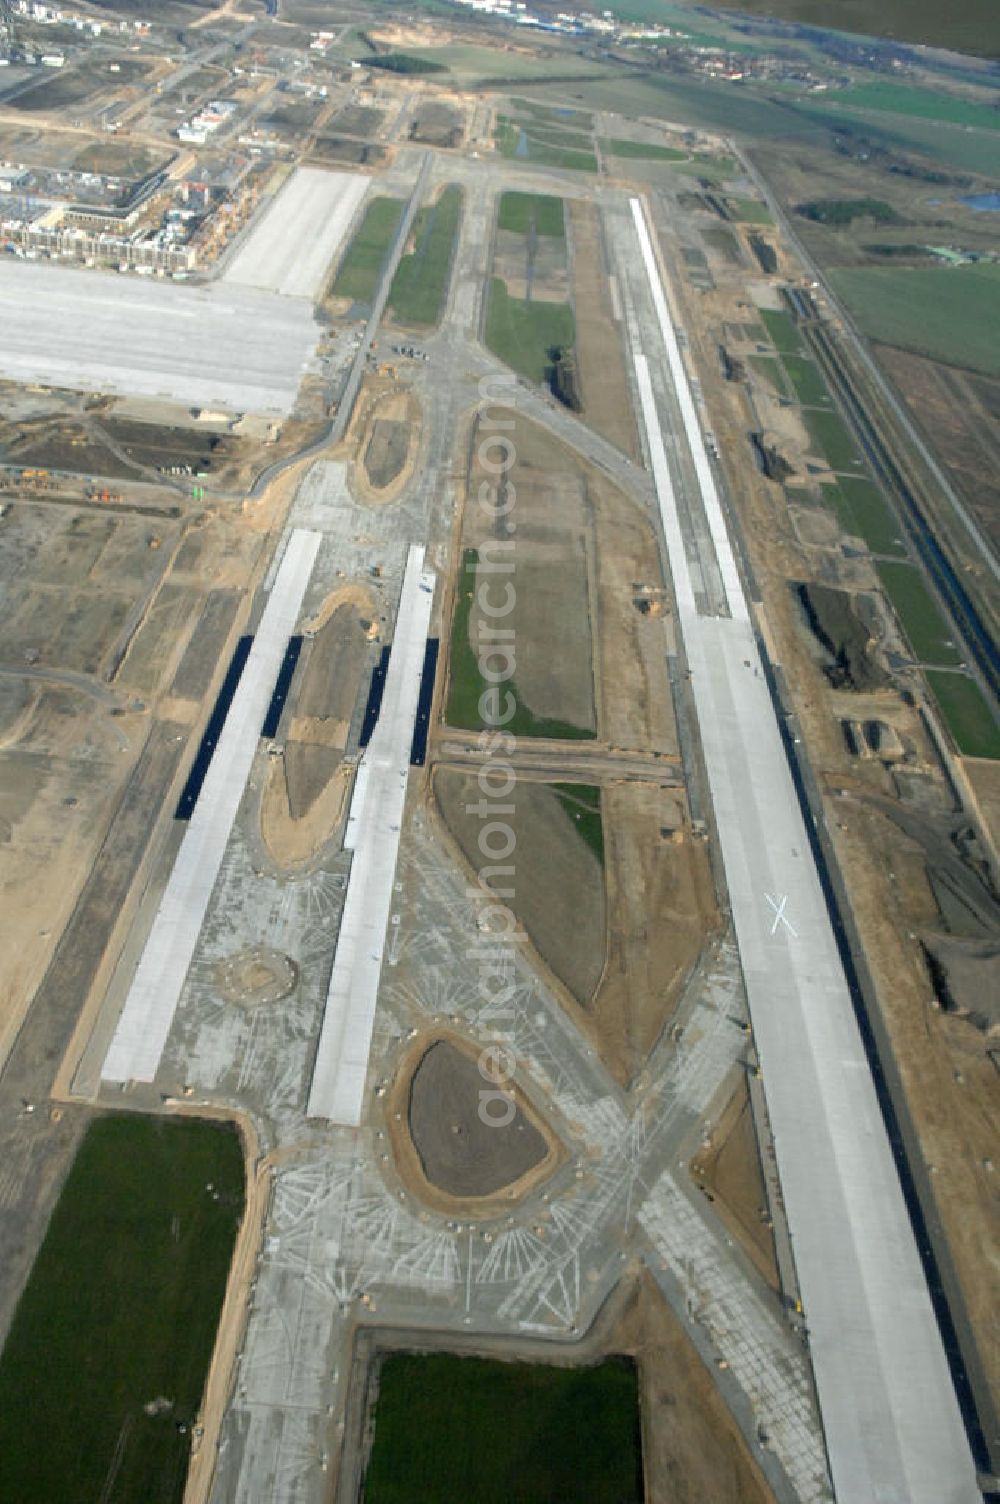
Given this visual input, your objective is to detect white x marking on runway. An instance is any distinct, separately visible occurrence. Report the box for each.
[765,893,798,938]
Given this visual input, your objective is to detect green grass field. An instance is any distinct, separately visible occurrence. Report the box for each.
[671,154,738,181]
[601,136,687,161]
[0,1115,244,1504]
[518,120,594,152]
[496,117,599,173]
[446,550,595,740]
[759,307,803,354]
[803,408,867,474]
[399,43,608,82]
[725,194,772,223]
[924,671,1000,760]
[497,189,565,238]
[485,278,575,386]
[509,97,594,128]
[828,264,1000,379]
[820,479,907,558]
[388,184,462,327]
[750,355,791,396]
[875,560,963,666]
[554,783,604,865]
[330,196,403,304]
[364,1352,642,1503]
[821,82,1000,133]
[780,353,833,408]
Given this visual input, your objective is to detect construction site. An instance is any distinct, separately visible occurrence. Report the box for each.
[0,4,996,1504]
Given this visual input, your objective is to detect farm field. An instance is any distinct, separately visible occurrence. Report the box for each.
[0,1115,244,1504]
[679,0,1000,57]
[820,83,1000,133]
[924,671,1000,760]
[330,196,404,304]
[875,560,964,667]
[388,184,463,327]
[363,1353,642,1504]
[828,265,1000,379]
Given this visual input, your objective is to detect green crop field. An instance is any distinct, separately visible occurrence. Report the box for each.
[780,353,833,408]
[497,189,565,237]
[554,783,605,865]
[725,194,772,223]
[363,1352,642,1503]
[821,83,1000,133]
[446,550,595,739]
[0,1115,244,1504]
[828,265,1000,379]
[485,278,575,385]
[388,184,462,327]
[759,307,803,354]
[876,560,963,667]
[330,196,403,304]
[601,136,687,161]
[924,671,1000,760]
[820,479,907,558]
[803,408,867,474]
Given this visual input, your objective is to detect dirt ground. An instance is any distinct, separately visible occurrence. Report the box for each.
[432,768,716,1085]
[588,466,678,757]
[384,1031,563,1216]
[595,783,718,1085]
[353,388,421,503]
[493,226,569,305]
[463,414,598,735]
[259,753,352,870]
[259,586,378,866]
[460,409,676,751]
[691,1073,781,1293]
[569,198,639,462]
[433,768,607,1008]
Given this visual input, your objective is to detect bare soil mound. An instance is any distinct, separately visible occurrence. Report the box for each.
[796,581,885,692]
[409,1040,549,1199]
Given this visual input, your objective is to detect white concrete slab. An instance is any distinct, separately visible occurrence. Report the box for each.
[102,528,322,1085]
[0,261,319,414]
[630,198,746,620]
[629,195,980,1504]
[223,167,369,300]
[306,546,435,1125]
